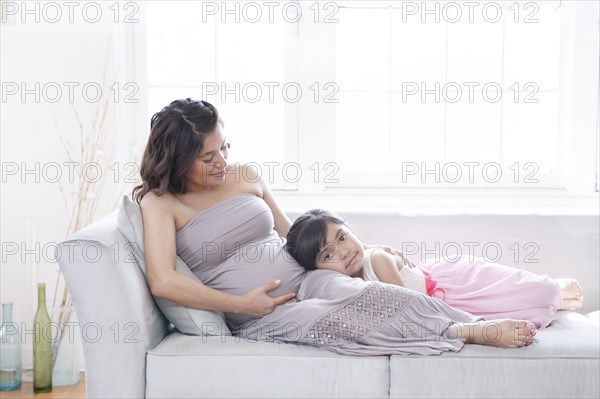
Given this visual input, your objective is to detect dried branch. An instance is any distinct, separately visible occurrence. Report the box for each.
[51,59,121,367]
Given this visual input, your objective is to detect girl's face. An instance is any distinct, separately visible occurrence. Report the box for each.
[315,222,365,277]
[185,124,229,189]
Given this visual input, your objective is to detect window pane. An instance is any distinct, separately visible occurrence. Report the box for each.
[504,6,561,89]
[390,95,445,168]
[336,8,390,91]
[217,100,285,166]
[445,99,502,163]
[335,92,390,173]
[146,4,216,86]
[391,10,446,89]
[502,92,559,173]
[446,20,503,83]
[216,14,285,83]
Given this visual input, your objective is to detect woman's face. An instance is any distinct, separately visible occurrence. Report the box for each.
[315,222,365,277]
[185,124,229,189]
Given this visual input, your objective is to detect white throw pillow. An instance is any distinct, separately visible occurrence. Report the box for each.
[117,195,231,336]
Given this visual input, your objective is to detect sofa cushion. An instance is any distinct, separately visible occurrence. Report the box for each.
[145,333,390,398]
[389,311,600,398]
[117,195,231,336]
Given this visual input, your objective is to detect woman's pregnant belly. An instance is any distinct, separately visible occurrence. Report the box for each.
[193,236,306,328]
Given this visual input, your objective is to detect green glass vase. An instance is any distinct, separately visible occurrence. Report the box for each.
[33,284,52,393]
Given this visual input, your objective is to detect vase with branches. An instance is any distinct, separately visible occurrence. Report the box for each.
[49,65,126,381]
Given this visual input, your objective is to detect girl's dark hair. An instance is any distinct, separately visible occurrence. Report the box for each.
[284,209,347,270]
[132,98,224,203]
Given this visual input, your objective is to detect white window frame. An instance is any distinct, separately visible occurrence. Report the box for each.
[326,1,567,189]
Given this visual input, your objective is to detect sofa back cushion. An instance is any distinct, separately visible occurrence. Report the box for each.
[117,195,231,336]
[57,211,170,398]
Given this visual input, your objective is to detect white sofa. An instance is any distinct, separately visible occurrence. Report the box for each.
[57,211,600,398]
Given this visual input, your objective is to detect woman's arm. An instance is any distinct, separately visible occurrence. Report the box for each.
[140,192,293,318]
[370,250,406,287]
[247,164,292,237]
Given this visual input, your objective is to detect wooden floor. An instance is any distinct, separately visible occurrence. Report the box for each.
[0,373,85,399]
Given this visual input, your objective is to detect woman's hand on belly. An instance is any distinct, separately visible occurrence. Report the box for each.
[238,279,296,318]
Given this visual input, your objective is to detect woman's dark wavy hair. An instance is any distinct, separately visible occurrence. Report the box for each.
[284,209,347,271]
[132,98,224,203]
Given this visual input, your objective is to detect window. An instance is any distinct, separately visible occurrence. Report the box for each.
[137,0,599,209]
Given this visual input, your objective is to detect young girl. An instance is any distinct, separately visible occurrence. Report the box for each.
[285,209,584,329]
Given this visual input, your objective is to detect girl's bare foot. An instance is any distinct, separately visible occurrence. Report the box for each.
[449,320,537,349]
[556,278,583,310]
[563,298,584,310]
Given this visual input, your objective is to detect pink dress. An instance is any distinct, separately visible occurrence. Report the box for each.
[361,249,563,329]
[418,256,563,329]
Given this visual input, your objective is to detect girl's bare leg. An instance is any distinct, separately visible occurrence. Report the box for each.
[448,320,537,349]
[556,278,583,310]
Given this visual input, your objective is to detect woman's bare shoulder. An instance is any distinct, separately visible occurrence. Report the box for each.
[228,163,263,196]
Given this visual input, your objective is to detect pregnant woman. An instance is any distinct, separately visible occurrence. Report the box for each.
[133,98,537,355]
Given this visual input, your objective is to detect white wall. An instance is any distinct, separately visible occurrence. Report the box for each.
[0,3,135,369]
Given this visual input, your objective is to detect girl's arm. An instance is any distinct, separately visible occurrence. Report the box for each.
[363,243,417,269]
[369,249,406,287]
[141,191,293,318]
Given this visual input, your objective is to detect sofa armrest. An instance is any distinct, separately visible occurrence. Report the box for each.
[56,212,170,399]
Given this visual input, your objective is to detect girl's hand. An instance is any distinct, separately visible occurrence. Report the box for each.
[363,244,417,269]
[240,280,296,318]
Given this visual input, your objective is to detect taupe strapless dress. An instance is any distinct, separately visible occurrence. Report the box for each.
[176,194,481,356]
